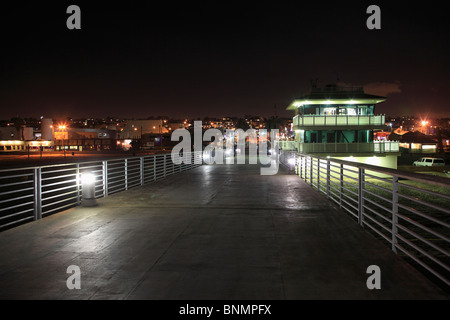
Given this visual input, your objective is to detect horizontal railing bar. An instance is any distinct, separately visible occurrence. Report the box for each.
[41,178,77,188]
[0,216,34,229]
[41,167,77,175]
[363,171,394,184]
[398,182,450,201]
[0,193,34,205]
[41,196,78,208]
[79,168,103,174]
[397,203,450,229]
[362,209,393,234]
[362,219,393,243]
[340,197,358,212]
[397,193,450,215]
[395,243,450,287]
[362,202,392,224]
[0,209,34,221]
[341,178,358,189]
[0,187,34,196]
[341,204,358,219]
[341,186,358,198]
[41,184,77,195]
[362,188,393,206]
[0,173,34,180]
[0,179,34,188]
[42,190,78,202]
[41,173,77,181]
[397,213,450,243]
[363,180,393,194]
[42,202,78,215]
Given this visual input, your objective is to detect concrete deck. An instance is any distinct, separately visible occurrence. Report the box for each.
[0,163,448,300]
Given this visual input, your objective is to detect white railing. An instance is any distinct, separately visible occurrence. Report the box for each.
[0,152,203,231]
[293,114,386,127]
[281,151,450,288]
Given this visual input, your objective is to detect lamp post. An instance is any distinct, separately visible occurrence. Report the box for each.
[59,125,67,157]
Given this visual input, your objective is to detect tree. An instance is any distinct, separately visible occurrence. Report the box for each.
[265,116,282,130]
[235,118,250,131]
[130,139,141,151]
[10,117,25,140]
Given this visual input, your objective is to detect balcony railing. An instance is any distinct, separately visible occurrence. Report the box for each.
[293,114,386,127]
[280,141,399,154]
[279,151,450,288]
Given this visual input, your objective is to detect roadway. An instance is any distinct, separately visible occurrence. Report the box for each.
[0,162,448,299]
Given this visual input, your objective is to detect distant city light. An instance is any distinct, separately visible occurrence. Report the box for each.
[81,172,95,186]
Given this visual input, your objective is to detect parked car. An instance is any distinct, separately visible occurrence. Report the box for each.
[413,157,445,167]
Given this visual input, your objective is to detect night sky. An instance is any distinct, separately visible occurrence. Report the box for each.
[1,1,449,120]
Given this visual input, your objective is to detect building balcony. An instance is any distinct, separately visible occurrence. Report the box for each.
[280,141,399,154]
[293,114,386,130]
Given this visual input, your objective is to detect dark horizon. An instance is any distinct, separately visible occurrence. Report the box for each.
[1,1,449,120]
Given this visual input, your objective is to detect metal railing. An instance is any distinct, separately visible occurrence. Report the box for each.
[281,151,450,288]
[0,152,202,231]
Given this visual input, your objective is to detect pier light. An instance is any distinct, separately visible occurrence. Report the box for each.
[288,157,296,166]
[81,172,97,207]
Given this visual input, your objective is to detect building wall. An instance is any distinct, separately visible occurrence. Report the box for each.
[41,118,53,140]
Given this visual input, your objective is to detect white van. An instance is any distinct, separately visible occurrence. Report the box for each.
[413,157,445,167]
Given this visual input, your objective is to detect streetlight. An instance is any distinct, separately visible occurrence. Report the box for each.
[59,125,67,157]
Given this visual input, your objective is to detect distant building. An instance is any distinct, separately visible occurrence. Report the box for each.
[53,127,118,151]
[389,131,438,153]
[283,84,400,169]
[0,118,55,152]
[119,120,169,140]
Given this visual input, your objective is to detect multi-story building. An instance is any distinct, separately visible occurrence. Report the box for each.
[283,84,400,169]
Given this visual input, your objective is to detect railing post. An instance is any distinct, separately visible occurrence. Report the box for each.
[33,168,42,220]
[309,156,313,186]
[124,159,128,190]
[163,154,167,177]
[316,158,320,192]
[358,167,365,227]
[392,176,399,254]
[140,156,144,186]
[103,160,108,197]
[326,160,331,199]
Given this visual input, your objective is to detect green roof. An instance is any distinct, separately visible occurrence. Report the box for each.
[287,85,386,110]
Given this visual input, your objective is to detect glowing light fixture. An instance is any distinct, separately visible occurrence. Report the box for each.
[81,172,97,207]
